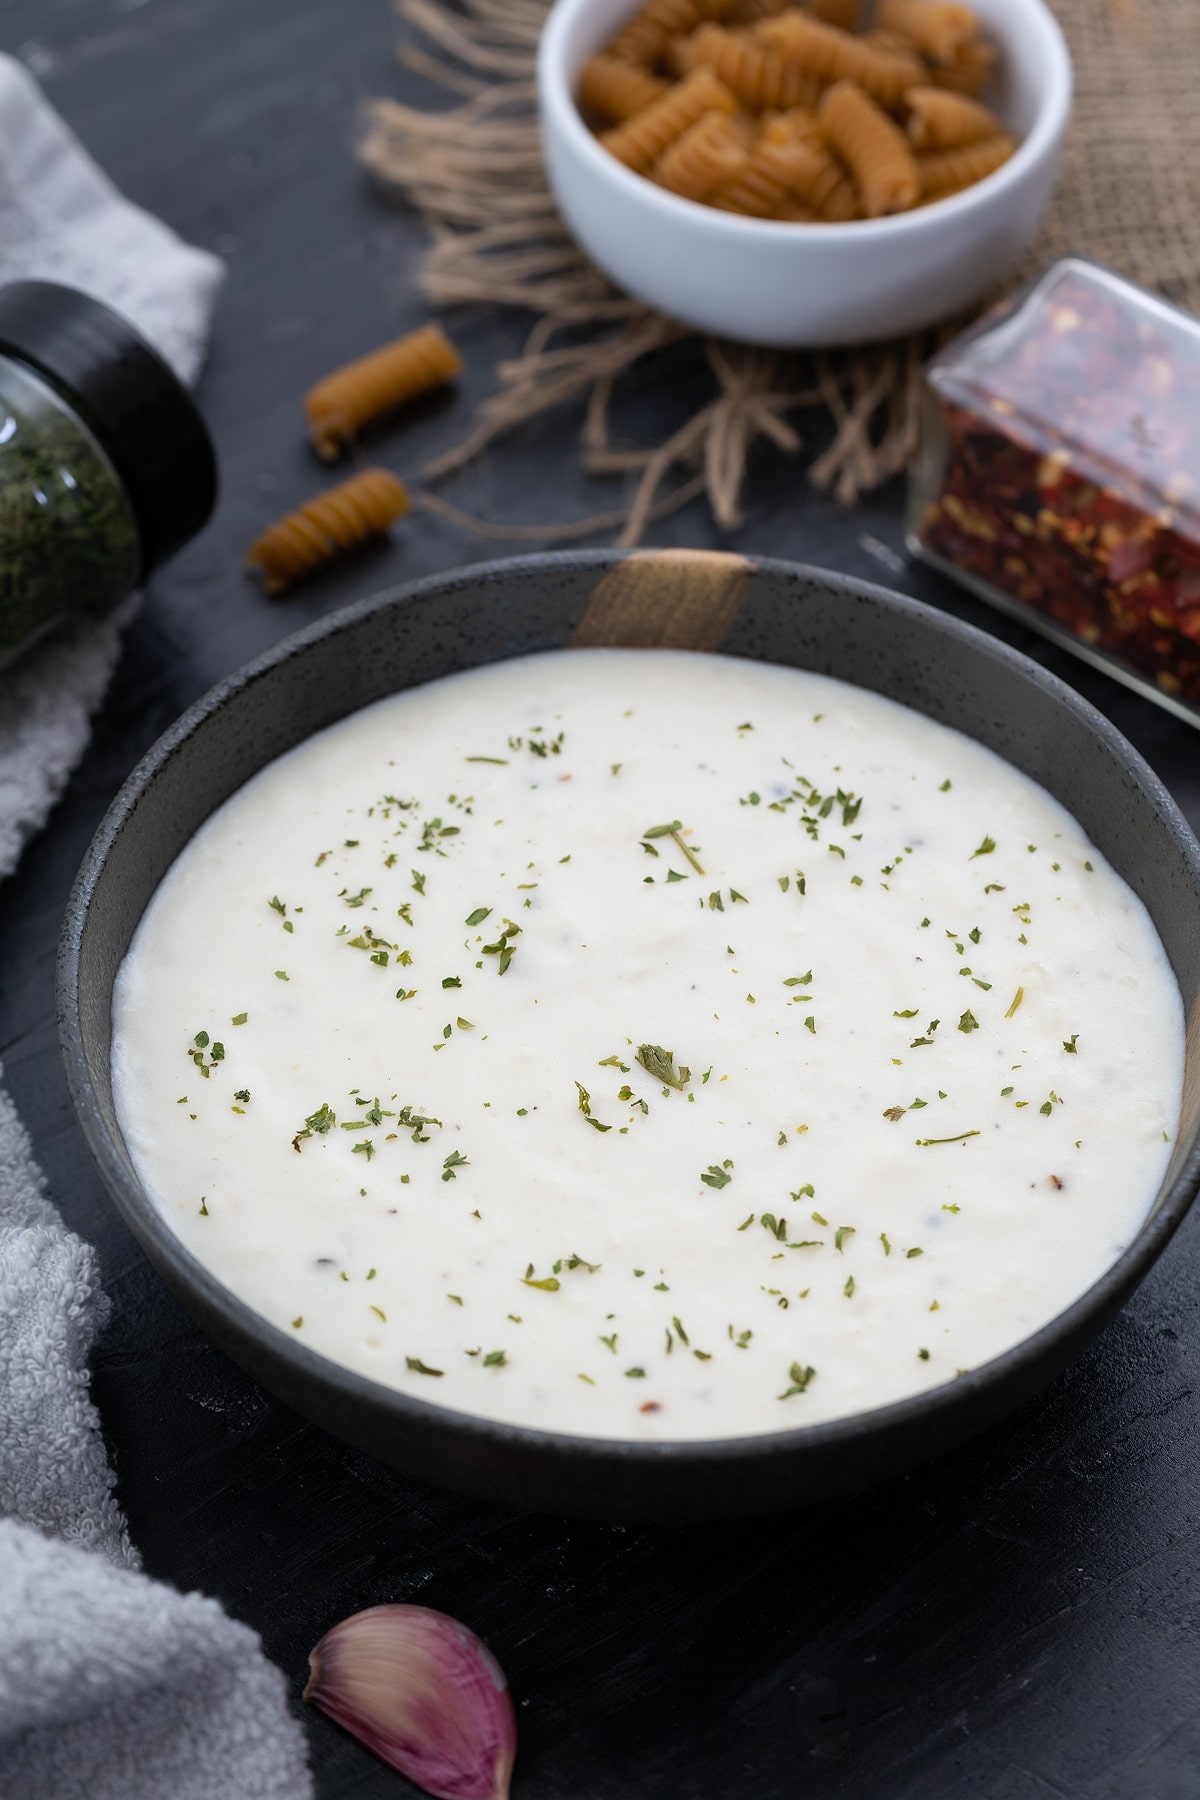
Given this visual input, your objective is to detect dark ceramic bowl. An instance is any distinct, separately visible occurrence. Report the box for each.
[59,550,1200,1520]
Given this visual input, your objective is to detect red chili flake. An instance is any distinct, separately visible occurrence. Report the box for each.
[915,261,1200,710]
[639,1401,662,1413]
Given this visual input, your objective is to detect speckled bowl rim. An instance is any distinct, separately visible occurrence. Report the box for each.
[58,551,1200,1481]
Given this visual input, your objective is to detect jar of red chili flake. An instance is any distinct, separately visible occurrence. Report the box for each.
[908,257,1200,725]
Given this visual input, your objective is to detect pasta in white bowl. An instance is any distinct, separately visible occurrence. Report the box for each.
[538,0,1071,344]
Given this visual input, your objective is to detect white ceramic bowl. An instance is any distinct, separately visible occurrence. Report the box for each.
[538,0,1072,346]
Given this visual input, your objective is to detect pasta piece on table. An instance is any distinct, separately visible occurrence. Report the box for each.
[878,0,977,62]
[654,108,751,199]
[675,21,824,111]
[304,325,462,461]
[905,84,1003,150]
[578,54,669,123]
[245,470,410,596]
[600,67,737,171]
[916,131,1015,198]
[819,78,919,216]
[758,11,924,109]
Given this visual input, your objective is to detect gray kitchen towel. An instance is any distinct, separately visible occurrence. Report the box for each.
[0,51,315,1799]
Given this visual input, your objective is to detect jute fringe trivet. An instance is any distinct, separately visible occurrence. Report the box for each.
[362,0,1200,542]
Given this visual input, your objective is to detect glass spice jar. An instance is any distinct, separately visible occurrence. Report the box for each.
[907,256,1200,728]
[0,280,216,670]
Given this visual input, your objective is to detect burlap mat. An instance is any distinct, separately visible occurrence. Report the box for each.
[361,0,1200,538]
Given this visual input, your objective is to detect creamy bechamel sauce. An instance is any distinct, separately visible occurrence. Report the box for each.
[112,650,1183,1441]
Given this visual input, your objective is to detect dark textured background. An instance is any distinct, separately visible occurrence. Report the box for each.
[3,3,1199,1795]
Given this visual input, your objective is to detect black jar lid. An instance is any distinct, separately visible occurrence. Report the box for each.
[0,280,217,577]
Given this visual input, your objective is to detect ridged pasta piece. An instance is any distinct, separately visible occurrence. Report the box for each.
[760,110,860,219]
[724,0,789,23]
[794,146,862,220]
[819,79,918,216]
[607,0,732,67]
[761,105,824,148]
[905,84,1002,150]
[663,33,695,75]
[246,470,410,595]
[861,27,917,56]
[757,11,924,109]
[916,131,1015,198]
[578,54,670,122]
[599,67,737,171]
[710,131,821,216]
[654,109,750,199]
[878,0,976,64]
[304,325,462,461]
[929,36,995,94]
[674,21,824,111]
[811,0,860,26]
[607,0,699,65]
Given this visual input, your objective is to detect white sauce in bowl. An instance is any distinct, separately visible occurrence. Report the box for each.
[112,649,1183,1441]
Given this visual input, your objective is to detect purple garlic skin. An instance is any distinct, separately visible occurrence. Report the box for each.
[305,1603,517,1800]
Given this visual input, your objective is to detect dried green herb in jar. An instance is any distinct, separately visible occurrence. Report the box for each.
[0,281,216,670]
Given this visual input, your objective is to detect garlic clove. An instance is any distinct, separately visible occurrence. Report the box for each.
[304,1603,517,1800]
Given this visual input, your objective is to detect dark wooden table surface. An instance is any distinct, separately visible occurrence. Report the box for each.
[4,4,1200,1796]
